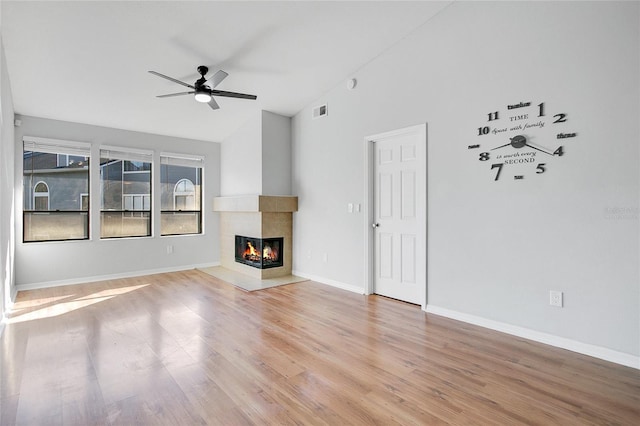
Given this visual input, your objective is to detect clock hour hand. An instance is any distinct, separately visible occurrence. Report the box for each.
[490,142,512,151]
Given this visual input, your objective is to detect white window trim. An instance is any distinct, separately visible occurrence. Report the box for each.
[24,136,91,156]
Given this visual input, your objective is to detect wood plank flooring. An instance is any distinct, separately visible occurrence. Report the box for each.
[1,270,638,425]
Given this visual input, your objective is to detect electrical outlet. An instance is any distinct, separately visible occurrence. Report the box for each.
[166,245,173,254]
[549,290,563,307]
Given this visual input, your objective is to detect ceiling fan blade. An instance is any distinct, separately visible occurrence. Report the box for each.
[207,70,228,88]
[208,97,220,110]
[148,71,195,89]
[156,91,195,98]
[211,89,257,100]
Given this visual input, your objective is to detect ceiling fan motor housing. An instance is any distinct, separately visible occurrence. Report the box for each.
[194,66,212,102]
[197,65,209,77]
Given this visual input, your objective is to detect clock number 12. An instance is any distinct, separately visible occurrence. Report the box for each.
[539,102,568,123]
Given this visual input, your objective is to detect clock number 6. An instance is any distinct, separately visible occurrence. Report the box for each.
[491,163,503,181]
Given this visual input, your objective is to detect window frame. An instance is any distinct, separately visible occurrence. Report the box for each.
[100,146,153,239]
[160,153,204,237]
[22,137,91,243]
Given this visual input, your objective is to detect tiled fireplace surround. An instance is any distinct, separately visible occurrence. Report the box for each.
[213,195,298,279]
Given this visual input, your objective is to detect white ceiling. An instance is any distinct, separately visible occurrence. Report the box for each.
[2,1,451,142]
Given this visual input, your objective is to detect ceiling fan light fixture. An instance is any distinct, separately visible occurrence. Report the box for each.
[194,90,212,103]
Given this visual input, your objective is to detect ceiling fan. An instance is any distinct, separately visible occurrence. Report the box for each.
[148,65,257,110]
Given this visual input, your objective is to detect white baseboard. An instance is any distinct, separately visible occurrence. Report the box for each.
[15,262,221,292]
[292,270,365,295]
[426,304,639,370]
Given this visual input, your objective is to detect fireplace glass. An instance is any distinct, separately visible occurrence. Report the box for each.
[235,235,284,269]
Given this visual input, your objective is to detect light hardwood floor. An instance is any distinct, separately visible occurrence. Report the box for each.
[1,270,638,425]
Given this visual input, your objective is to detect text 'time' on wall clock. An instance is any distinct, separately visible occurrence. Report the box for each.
[468,101,577,181]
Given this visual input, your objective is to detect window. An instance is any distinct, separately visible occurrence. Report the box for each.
[80,193,89,210]
[23,137,90,242]
[123,161,151,172]
[57,154,86,168]
[160,153,203,236]
[33,181,50,211]
[100,147,152,238]
[174,179,195,210]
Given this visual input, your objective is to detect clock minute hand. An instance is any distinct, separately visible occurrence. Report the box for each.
[524,143,553,156]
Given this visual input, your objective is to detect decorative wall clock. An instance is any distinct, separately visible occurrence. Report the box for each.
[468,101,577,181]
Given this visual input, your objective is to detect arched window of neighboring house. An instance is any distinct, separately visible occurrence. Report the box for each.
[33,181,50,211]
[173,179,195,211]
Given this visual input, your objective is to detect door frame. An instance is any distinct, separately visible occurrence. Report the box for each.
[364,123,428,310]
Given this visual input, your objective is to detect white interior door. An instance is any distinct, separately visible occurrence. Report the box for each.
[371,125,426,305]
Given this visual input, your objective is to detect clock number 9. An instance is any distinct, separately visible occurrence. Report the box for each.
[479,152,490,161]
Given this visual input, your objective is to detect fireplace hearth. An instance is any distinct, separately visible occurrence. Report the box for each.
[235,235,284,269]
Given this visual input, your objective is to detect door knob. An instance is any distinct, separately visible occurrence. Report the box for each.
[372,223,380,228]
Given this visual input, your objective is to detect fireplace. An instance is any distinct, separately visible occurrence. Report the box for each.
[235,235,284,269]
[214,195,297,279]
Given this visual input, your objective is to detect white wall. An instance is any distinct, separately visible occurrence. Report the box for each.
[221,110,292,196]
[221,111,262,196]
[14,115,221,287]
[0,35,15,324]
[262,111,292,196]
[292,1,639,363]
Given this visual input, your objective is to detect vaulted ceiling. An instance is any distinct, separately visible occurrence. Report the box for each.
[1,1,451,142]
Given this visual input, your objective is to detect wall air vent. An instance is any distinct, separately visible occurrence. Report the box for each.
[312,104,328,119]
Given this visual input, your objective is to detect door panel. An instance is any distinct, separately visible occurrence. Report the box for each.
[372,127,425,305]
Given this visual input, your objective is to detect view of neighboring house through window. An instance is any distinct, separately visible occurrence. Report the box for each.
[33,181,50,210]
[23,137,90,242]
[100,147,152,238]
[160,153,203,236]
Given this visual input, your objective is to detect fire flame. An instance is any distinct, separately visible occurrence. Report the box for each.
[245,242,259,259]
[263,245,276,260]
[242,241,278,262]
